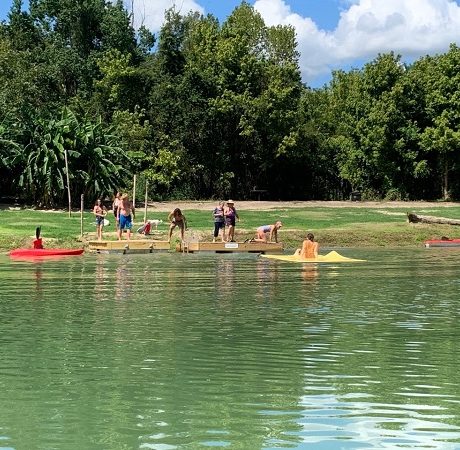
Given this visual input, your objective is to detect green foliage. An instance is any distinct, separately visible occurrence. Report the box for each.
[2,1,460,203]
[10,107,126,206]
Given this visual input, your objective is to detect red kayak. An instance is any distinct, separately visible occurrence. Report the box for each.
[424,239,460,248]
[9,248,84,258]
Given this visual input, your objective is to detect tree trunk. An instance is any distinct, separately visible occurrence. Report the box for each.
[443,157,449,200]
[407,212,460,225]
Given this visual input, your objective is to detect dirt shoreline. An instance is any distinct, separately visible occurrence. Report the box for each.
[145,200,459,212]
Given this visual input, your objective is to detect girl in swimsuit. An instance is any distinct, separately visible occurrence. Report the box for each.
[93,199,107,241]
[254,221,282,243]
[168,208,187,242]
[295,233,319,258]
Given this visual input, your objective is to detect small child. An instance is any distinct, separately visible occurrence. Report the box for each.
[33,226,43,249]
[137,221,152,235]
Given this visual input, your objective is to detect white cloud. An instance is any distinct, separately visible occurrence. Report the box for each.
[125,0,204,31]
[125,0,460,84]
[254,0,460,83]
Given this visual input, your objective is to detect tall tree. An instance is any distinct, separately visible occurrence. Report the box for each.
[419,44,460,200]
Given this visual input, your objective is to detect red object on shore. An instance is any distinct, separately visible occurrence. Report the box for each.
[424,239,460,248]
[9,248,84,258]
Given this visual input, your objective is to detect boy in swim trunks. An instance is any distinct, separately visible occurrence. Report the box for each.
[117,194,135,240]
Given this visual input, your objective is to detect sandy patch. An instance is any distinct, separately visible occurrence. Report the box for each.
[143,200,459,212]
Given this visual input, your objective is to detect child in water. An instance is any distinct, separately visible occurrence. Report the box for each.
[295,233,319,258]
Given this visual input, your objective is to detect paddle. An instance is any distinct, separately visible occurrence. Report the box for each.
[36,226,41,240]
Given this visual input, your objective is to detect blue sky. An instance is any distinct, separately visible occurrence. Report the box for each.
[2,0,460,87]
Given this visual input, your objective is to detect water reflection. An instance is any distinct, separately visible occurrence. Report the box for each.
[0,249,460,449]
[301,265,319,282]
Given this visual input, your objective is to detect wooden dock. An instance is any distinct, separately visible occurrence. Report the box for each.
[177,241,283,254]
[88,240,170,254]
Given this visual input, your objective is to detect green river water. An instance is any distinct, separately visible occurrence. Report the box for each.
[1,248,460,449]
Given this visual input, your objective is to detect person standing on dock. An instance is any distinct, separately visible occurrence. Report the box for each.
[167,208,187,243]
[93,199,107,241]
[224,200,239,242]
[295,233,319,258]
[112,192,121,229]
[117,193,135,241]
[253,221,282,243]
[212,201,226,242]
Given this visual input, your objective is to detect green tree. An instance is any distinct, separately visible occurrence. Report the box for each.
[11,107,125,206]
[419,44,460,200]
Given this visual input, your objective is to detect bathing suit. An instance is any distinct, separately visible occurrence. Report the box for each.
[171,217,184,228]
[301,240,318,258]
[95,216,104,226]
[258,225,271,233]
[119,214,132,230]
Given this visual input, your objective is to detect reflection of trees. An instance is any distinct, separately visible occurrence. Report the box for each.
[5,253,459,448]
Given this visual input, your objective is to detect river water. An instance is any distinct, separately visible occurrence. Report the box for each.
[1,248,460,449]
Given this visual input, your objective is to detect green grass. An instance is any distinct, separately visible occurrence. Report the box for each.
[1,205,460,250]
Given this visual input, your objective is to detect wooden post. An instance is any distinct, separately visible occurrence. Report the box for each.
[132,174,136,208]
[80,194,84,238]
[143,180,148,223]
[64,148,71,217]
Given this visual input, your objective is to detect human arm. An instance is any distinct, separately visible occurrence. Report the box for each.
[270,225,278,243]
[167,210,174,222]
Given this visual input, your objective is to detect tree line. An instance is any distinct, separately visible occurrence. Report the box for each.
[1,0,460,206]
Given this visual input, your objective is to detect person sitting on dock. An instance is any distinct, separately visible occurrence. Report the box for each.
[117,193,135,241]
[253,221,282,243]
[294,233,319,258]
[212,201,226,243]
[168,208,187,243]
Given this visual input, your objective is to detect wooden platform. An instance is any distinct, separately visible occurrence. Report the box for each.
[88,240,170,253]
[177,241,283,254]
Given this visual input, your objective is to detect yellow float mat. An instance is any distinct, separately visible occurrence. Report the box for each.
[260,250,366,263]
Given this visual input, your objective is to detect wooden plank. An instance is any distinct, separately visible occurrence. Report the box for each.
[177,241,283,254]
[88,240,170,253]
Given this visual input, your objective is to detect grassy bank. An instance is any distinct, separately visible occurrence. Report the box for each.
[1,203,460,251]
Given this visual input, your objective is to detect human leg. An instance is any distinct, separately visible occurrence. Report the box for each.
[213,223,219,242]
[220,223,226,242]
[168,223,175,242]
[227,225,234,242]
